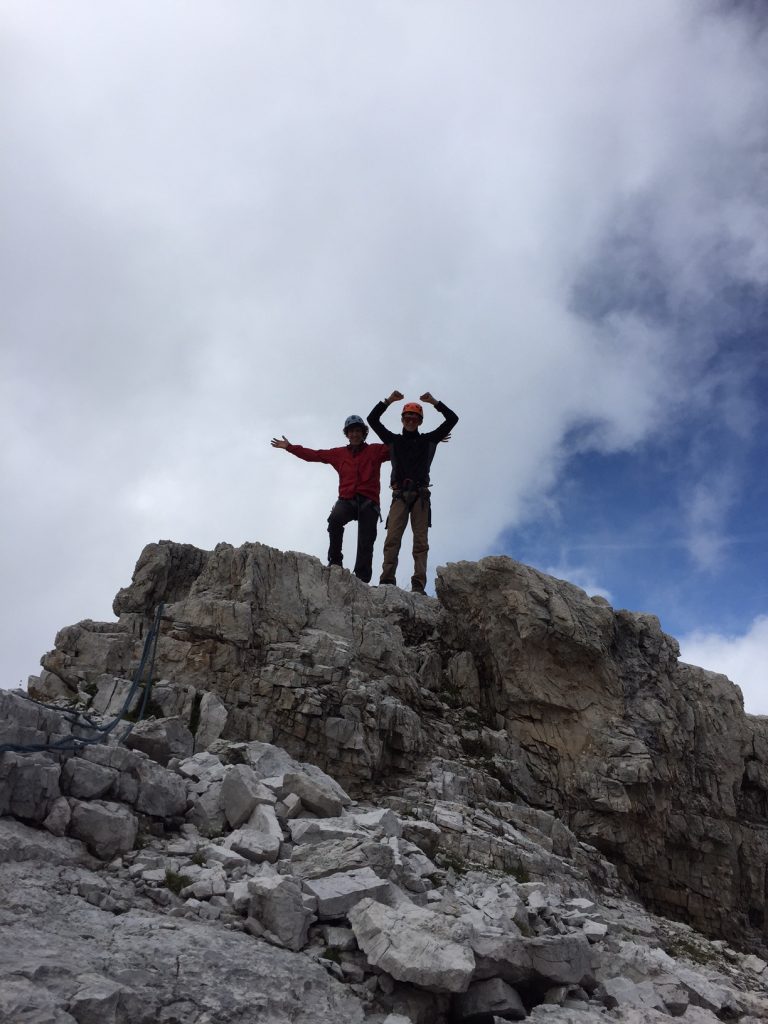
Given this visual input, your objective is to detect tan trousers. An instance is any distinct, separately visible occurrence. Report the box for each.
[380,492,430,588]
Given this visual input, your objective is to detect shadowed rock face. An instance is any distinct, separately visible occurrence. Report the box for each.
[38,540,768,948]
[434,557,768,943]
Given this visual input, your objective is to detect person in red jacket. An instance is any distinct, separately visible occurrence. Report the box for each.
[271,415,390,583]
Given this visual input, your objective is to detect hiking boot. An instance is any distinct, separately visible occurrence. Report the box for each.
[410,582,426,595]
[379,576,397,586]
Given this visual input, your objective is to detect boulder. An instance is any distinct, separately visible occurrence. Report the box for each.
[302,867,390,919]
[125,716,194,765]
[89,675,135,717]
[194,691,228,750]
[67,973,148,1024]
[27,669,75,700]
[247,801,283,841]
[221,764,274,827]
[247,874,315,951]
[288,818,363,846]
[186,782,226,837]
[525,935,593,986]
[0,817,97,867]
[598,976,666,1013]
[133,758,188,818]
[352,808,402,837]
[69,800,138,859]
[455,977,526,1021]
[674,965,740,1017]
[290,836,395,881]
[229,828,280,864]
[280,772,347,817]
[401,819,442,857]
[0,751,61,822]
[43,796,72,837]
[348,897,476,993]
[61,758,117,800]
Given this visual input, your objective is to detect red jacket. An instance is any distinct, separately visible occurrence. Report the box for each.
[287,442,390,504]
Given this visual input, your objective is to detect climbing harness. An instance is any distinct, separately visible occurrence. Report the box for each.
[390,482,432,526]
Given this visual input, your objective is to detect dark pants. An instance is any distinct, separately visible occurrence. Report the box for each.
[327,496,379,583]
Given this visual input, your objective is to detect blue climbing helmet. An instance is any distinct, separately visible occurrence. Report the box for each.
[343,415,368,438]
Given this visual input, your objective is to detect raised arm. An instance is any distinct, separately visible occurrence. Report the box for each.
[420,392,459,442]
[367,390,403,443]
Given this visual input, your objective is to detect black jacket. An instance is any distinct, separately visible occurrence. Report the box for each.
[367,400,458,489]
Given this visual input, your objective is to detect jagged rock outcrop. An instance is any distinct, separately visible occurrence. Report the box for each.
[32,540,768,953]
[435,558,768,945]
[5,537,767,1021]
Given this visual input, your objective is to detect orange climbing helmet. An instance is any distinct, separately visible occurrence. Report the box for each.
[402,402,423,420]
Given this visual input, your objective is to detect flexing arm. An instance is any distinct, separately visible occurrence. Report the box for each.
[367,390,403,443]
[420,392,458,442]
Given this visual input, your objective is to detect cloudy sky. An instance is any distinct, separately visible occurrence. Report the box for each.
[2,1,766,712]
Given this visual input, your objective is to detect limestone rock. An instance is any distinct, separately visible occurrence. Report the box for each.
[61,758,117,800]
[15,539,768,1022]
[247,874,315,951]
[455,977,526,1021]
[195,690,229,750]
[0,976,79,1024]
[402,819,442,857]
[598,975,666,1012]
[186,781,227,837]
[85,674,133,717]
[247,801,283,841]
[435,555,768,947]
[524,935,593,986]
[229,827,280,864]
[302,867,390,919]
[583,919,608,942]
[348,897,476,993]
[69,800,138,859]
[280,771,348,817]
[288,818,364,846]
[124,716,194,765]
[67,973,148,1024]
[27,668,75,700]
[132,757,187,818]
[221,763,274,827]
[1,834,364,1023]
[0,818,97,867]
[43,796,72,837]
[291,835,395,882]
[352,807,402,837]
[0,750,61,822]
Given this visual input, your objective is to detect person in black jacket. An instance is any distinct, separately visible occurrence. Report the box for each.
[367,390,458,594]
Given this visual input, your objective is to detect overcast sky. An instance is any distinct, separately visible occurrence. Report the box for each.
[2,1,766,712]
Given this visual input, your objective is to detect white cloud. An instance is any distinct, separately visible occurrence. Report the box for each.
[679,616,768,716]
[683,472,740,571]
[1,1,766,685]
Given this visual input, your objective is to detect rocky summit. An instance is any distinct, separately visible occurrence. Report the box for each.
[2,540,767,1024]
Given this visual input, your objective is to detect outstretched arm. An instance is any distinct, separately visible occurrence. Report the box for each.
[271,437,335,464]
[367,390,403,443]
[420,392,459,441]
